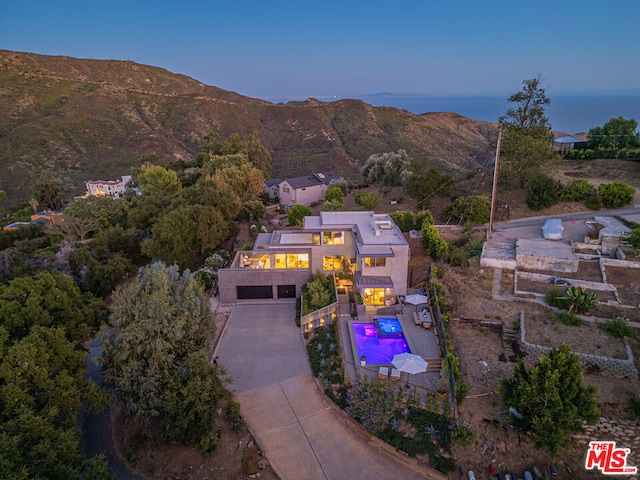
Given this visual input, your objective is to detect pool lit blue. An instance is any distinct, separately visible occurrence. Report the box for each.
[352,321,411,364]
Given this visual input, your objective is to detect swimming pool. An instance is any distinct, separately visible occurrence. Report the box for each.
[351,320,411,364]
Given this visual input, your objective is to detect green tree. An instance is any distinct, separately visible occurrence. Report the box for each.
[0,271,107,341]
[403,159,454,208]
[361,150,411,186]
[66,196,129,230]
[526,172,560,210]
[597,180,636,208]
[102,263,218,425]
[325,186,344,204]
[246,131,272,178]
[422,224,449,260]
[0,326,106,479]
[587,117,639,149]
[499,344,599,456]
[142,204,229,269]
[415,210,435,230]
[31,181,63,210]
[443,196,490,225]
[389,210,415,232]
[163,351,231,444]
[138,165,182,199]
[287,205,312,228]
[499,77,560,188]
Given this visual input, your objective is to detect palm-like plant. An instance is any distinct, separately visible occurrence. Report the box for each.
[562,286,597,314]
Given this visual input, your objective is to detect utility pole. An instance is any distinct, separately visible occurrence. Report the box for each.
[487,130,502,240]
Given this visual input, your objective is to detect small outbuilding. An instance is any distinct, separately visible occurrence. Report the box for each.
[553,135,587,151]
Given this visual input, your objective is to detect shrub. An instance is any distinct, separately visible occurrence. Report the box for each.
[389,210,415,232]
[287,204,312,228]
[200,431,221,457]
[323,199,344,211]
[346,380,396,435]
[355,191,381,210]
[452,425,475,446]
[443,196,490,225]
[557,310,581,326]
[324,186,344,203]
[602,317,633,338]
[563,286,597,314]
[526,173,560,211]
[597,180,636,208]
[545,288,567,309]
[586,193,603,210]
[422,224,449,260]
[328,177,349,195]
[561,178,593,201]
[415,210,434,230]
[629,227,640,248]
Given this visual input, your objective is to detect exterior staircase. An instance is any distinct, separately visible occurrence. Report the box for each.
[424,357,443,373]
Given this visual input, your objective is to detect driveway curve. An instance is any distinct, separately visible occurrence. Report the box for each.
[216,302,442,480]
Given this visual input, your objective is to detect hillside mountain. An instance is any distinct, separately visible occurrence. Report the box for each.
[0,50,497,205]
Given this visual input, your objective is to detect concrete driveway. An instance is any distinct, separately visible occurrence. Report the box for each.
[216,302,440,480]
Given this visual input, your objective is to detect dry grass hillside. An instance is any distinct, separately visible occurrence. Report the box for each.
[0,50,496,205]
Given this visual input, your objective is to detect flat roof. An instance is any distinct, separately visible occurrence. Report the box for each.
[303,211,407,246]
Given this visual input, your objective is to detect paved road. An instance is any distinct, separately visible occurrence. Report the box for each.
[216,302,441,480]
[489,206,640,244]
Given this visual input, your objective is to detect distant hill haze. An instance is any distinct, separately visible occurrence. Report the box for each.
[0,50,497,205]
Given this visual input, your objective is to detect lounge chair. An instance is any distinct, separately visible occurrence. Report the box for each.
[378,366,389,381]
[390,368,401,381]
[413,312,422,326]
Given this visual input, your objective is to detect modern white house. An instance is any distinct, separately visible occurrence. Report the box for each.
[263,172,343,206]
[85,175,132,198]
[218,211,409,305]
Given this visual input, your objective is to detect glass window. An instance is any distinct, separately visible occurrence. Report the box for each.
[364,257,386,267]
[323,231,344,245]
[275,253,309,269]
[323,255,344,270]
[362,288,386,305]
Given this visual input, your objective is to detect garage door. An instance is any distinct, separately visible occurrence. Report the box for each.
[236,285,273,299]
[277,285,296,298]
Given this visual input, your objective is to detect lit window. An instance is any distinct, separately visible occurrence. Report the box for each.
[275,253,309,269]
[323,231,344,245]
[364,257,386,267]
[323,255,344,270]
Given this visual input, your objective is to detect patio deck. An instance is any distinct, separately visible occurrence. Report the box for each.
[337,302,443,394]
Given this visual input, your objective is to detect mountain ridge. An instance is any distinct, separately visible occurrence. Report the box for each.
[0,50,497,205]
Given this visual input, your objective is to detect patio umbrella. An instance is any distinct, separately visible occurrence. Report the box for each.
[392,353,428,388]
[404,293,429,305]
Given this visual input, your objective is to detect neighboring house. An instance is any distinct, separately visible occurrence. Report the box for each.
[3,210,64,231]
[263,178,282,199]
[553,136,587,150]
[85,175,132,198]
[263,172,343,206]
[218,211,409,305]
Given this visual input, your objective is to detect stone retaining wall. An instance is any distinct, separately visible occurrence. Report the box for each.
[518,312,638,380]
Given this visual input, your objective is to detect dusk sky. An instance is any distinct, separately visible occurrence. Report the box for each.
[1,0,638,100]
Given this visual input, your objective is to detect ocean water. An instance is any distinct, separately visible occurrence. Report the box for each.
[267,93,640,135]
